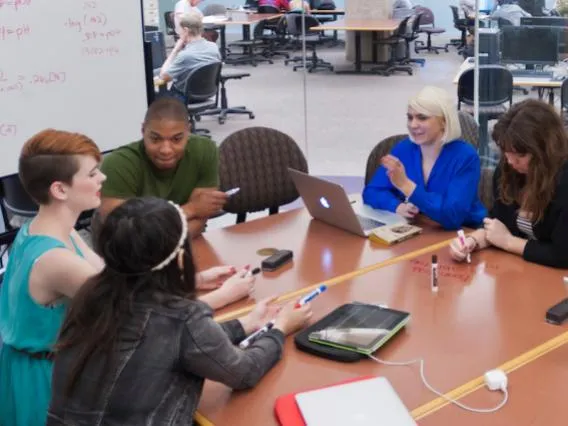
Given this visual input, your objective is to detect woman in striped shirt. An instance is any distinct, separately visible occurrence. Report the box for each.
[450,99,568,268]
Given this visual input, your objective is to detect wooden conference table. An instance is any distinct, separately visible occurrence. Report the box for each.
[192,208,455,319]
[195,213,568,425]
[419,335,568,426]
[311,18,400,74]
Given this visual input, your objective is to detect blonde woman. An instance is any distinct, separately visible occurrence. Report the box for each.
[363,86,487,230]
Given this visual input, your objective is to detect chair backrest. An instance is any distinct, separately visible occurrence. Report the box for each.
[450,5,460,23]
[219,127,308,214]
[258,5,280,14]
[457,66,513,108]
[364,134,408,185]
[1,175,38,218]
[293,14,321,34]
[203,4,227,16]
[410,12,423,34]
[561,79,568,112]
[394,16,411,37]
[497,17,513,28]
[458,111,479,148]
[415,6,435,26]
[479,166,495,210]
[244,0,259,9]
[285,13,300,35]
[164,11,176,35]
[183,61,222,102]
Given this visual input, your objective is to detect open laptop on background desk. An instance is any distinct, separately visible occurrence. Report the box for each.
[288,169,406,237]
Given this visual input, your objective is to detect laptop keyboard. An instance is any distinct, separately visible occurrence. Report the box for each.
[356,215,385,231]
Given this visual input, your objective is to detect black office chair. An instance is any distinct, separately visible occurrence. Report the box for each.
[402,12,426,67]
[414,6,448,54]
[164,11,178,41]
[1,175,94,232]
[228,20,274,66]
[196,70,255,124]
[458,66,513,158]
[183,61,223,135]
[372,16,413,76]
[449,5,467,52]
[284,14,334,72]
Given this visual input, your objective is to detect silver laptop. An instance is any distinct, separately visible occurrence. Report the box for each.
[288,169,406,237]
[295,376,416,426]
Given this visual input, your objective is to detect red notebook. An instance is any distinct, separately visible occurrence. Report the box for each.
[274,375,376,426]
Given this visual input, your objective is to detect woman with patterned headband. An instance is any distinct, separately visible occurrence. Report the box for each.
[48,197,312,424]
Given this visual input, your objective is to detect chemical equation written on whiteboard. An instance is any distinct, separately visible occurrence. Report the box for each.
[63,1,123,57]
[0,24,31,41]
[0,70,67,95]
[0,0,32,11]
[0,124,17,137]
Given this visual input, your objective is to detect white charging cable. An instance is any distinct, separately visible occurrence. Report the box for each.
[368,355,509,414]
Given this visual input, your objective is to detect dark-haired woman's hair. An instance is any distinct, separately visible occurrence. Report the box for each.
[55,197,197,397]
[492,99,568,222]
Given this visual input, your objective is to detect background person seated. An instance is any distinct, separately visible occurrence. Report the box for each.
[98,97,226,239]
[258,0,291,11]
[491,0,532,26]
[159,11,221,103]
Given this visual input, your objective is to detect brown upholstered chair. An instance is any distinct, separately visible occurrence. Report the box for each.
[479,166,495,211]
[219,127,308,223]
[458,110,479,148]
[364,134,407,186]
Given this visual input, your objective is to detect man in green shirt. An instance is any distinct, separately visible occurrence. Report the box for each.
[99,97,228,237]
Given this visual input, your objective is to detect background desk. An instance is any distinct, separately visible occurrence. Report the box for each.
[419,337,568,426]
[193,208,455,319]
[311,19,400,74]
[197,248,568,425]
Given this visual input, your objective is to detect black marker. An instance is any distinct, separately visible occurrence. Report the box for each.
[431,255,438,293]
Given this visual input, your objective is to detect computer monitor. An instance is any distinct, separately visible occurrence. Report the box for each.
[500,26,559,66]
[144,31,166,71]
[520,16,568,27]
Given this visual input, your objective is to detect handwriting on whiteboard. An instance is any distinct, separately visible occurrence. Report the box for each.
[0,124,17,137]
[0,70,67,95]
[0,0,32,11]
[0,24,31,41]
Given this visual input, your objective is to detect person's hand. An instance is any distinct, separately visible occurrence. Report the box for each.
[272,301,313,336]
[449,235,476,262]
[382,155,411,191]
[395,202,419,219]
[185,188,228,218]
[483,218,512,250]
[241,296,281,334]
[197,265,237,290]
[173,36,187,52]
[217,266,255,305]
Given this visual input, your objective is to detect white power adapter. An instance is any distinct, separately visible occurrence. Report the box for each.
[484,369,508,392]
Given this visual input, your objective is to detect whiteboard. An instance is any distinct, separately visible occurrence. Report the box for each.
[0,0,148,176]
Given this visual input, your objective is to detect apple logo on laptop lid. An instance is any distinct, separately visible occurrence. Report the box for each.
[319,197,331,209]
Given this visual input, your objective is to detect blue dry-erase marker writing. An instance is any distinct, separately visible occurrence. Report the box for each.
[296,285,327,308]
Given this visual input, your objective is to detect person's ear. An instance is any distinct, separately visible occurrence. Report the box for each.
[141,122,145,137]
[49,181,69,202]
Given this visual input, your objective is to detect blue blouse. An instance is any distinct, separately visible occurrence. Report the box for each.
[362,138,487,230]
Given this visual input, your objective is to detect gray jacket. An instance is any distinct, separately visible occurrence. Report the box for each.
[47,296,284,425]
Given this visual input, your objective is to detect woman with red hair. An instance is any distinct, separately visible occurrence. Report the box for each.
[0,129,106,426]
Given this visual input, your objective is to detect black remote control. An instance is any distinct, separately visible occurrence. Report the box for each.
[545,298,568,325]
[261,250,293,271]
